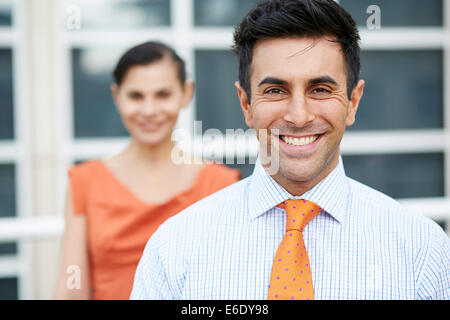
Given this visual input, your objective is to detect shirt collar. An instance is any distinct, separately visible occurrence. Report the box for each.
[247,156,349,224]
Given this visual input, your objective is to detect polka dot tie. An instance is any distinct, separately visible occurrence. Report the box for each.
[267,199,321,300]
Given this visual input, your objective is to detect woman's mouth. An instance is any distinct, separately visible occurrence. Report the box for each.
[136,121,165,132]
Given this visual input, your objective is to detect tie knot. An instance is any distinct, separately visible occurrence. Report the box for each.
[277,199,321,232]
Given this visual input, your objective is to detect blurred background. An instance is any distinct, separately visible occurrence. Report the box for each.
[0,0,449,299]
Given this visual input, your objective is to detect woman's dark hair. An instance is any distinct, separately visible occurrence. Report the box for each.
[232,0,361,102]
[113,41,186,86]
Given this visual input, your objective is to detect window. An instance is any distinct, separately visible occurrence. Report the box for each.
[194,0,258,26]
[340,0,443,27]
[0,49,14,139]
[0,0,12,26]
[63,0,449,210]
[65,0,171,29]
[195,49,246,134]
[351,50,443,131]
[72,47,128,138]
[342,153,444,199]
[0,0,24,300]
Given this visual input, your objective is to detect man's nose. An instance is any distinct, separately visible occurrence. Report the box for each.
[283,92,315,127]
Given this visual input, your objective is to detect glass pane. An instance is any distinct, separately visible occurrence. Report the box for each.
[0,0,12,26]
[0,277,18,300]
[350,50,443,131]
[195,50,247,134]
[0,48,14,140]
[194,0,258,26]
[340,0,442,27]
[0,243,16,255]
[0,164,15,218]
[72,47,128,138]
[63,0,170,29]
[342,153,444,199]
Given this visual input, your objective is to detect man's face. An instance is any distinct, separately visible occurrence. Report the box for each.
[236,37,364,194]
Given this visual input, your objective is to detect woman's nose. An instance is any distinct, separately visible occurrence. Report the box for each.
[140,98,158,117]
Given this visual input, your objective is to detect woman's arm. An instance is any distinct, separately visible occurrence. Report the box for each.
[53,185,91,299]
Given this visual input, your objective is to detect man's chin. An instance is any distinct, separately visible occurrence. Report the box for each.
[277,162,320,184]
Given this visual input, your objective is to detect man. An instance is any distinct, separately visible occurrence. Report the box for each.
[130,0,449,300]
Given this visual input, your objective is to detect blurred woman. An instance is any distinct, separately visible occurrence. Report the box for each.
[53,41,240,299]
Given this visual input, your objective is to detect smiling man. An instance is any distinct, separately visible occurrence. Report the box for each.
[236,36,363,197]
[131,0,449,300]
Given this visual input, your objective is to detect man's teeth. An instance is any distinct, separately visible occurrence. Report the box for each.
[281,135,319,146]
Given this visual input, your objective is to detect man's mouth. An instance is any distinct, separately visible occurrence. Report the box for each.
[279,134,321,147]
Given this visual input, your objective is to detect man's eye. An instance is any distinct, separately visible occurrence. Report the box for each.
[311,87,331,94]
[265,88,285,95]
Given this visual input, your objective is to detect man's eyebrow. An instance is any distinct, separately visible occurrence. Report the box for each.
[257,77,288,87]
[308,75,338,86]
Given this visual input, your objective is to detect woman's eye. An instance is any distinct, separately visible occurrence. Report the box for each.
[128,92,143,100]
[156,91,171,99]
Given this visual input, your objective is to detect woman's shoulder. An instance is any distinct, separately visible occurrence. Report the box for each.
[67,160,106,215]
[68,159,104,180]
[69,160,103,174]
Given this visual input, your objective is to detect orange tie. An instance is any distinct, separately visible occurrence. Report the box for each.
[268,199,321,300]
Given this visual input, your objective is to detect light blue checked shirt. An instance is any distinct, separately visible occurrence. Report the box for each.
[130,156,450,300]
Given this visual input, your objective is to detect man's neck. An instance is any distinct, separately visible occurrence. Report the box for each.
[266,154,340,197]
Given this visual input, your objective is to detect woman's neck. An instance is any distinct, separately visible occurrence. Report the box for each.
[120,137,178,170]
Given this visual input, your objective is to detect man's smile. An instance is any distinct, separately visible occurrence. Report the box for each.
[279,134,320,146]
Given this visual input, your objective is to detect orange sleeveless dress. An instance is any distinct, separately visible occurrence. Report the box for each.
[68,160,240,300]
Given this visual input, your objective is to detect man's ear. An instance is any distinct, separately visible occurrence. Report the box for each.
[346,79,365,126]
[235,81,253,127]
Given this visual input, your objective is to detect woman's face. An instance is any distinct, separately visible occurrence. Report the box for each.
[111,57,193,147]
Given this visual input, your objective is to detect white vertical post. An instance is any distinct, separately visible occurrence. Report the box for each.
[172,0,195,136]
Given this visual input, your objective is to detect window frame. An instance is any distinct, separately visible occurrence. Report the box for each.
[0,0,33,299]
[60,0,450,222]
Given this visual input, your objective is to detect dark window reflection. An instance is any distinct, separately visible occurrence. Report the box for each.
[342,153,444,199]
[0,277,18,300]
[0,49,14,140]
[65,0,170,29]
[72,48,128,138]
[340,0,442,27]
[0,243,16,255]
[194,0,258,26]
[0,164,15,218]
[0,163,17,256]
[195,49,247,134]
[351,50,443,131]
[0,1,12,26]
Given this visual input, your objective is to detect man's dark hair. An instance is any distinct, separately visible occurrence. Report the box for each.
[113,41,186,86]
[233,0,360,102]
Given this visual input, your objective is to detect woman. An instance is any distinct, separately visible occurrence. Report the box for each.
[53,41,240,299]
